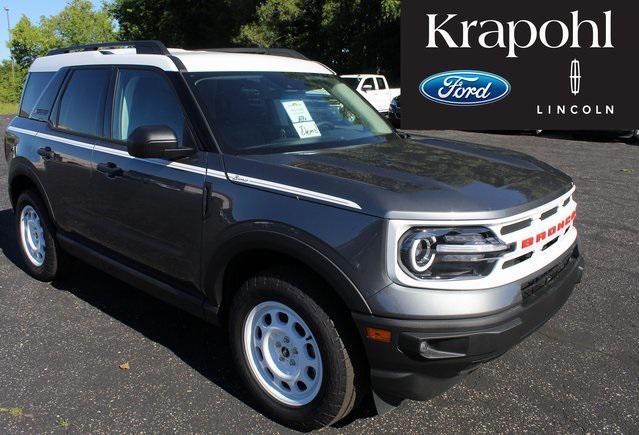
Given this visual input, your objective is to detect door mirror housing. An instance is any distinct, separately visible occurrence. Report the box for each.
[362,84,374,92]
[127,125,195,160]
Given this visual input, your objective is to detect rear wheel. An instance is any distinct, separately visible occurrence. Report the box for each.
[15,189,68,281]
[229,269,360,430]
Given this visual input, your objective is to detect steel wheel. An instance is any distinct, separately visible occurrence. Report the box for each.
[19,205,46,267]
[243,301,323,407]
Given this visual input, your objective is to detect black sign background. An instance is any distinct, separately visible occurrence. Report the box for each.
[401,1,636,130]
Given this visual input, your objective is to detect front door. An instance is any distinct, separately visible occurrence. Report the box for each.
[87,67,207,289]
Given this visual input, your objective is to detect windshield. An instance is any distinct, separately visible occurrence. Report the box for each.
[186,72,393,154]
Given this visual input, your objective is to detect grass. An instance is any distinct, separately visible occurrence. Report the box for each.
[0,102,18,115]
[0,407,24,417]
[58,418,71,429]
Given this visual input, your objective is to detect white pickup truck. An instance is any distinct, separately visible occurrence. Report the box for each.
[341,74,401,114]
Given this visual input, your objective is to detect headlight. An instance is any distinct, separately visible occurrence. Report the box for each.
[398,227,512,280]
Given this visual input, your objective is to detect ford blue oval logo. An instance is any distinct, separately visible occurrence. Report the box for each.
[419,70,511,106]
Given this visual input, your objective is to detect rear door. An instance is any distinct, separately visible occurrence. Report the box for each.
[87,67,207,289]
[37,67,111,236]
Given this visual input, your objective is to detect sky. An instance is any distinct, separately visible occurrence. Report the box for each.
[0,0,100,60]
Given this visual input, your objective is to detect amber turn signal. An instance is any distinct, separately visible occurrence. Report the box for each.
[366,327,392,343]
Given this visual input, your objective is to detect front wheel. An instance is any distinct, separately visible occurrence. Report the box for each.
[229,270,361,430]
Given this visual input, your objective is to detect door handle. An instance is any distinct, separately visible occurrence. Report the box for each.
[37,147,56,160]
[97,162,123,178]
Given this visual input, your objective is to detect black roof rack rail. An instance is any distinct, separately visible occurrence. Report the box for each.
[46,40,170,56]
[204,48,308,60]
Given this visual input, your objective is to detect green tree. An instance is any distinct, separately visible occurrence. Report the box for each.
[48,0,115,47]
[8,16,57,68]
[2,0,116,111]
[236,0,401,83]
[8,0,116,68]
[109,0,400,81]
[110,0,261,48]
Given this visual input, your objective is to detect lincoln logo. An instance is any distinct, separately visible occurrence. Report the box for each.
[570,59,581,96]
[521,211,576,249]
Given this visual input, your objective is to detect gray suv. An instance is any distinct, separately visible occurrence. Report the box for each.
[4,41,584,430]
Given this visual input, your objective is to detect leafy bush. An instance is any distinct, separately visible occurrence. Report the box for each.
[0,61,27,113]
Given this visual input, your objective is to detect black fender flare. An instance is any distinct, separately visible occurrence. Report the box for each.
[8,159,56,222]
[203,222,372,315]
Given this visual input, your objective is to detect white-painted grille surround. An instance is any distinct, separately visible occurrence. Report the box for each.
[387,187,578,290]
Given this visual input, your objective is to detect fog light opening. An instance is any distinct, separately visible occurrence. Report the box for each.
[418,338,468,360]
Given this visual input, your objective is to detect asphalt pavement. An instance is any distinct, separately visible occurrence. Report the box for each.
[1,117,637,433]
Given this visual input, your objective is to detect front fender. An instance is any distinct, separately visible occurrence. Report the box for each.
[203,221,373,315]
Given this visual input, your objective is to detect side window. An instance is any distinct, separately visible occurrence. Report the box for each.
[375,77,387,90]
[19,72,54,118]
[57,69,110,137]
[31,70,68,122]
[112,69,190,147]
[361,78,375,91]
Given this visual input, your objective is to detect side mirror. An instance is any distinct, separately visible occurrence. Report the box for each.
[362,84,374,92]
[127,125,194,160]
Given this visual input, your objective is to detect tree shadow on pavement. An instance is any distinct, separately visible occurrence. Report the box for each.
[0,207,259,423]
[0,207,376,431]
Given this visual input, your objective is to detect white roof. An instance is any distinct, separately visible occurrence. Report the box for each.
[340,74,384,79]
[29,48,334,75]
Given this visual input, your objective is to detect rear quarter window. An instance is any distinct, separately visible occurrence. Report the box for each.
[20,72,55,118]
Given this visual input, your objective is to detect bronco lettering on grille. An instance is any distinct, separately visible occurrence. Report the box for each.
[522,211,576,249]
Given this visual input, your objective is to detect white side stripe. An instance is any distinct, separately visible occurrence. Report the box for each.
[39,132,94,150]
[9,127,359,208]
[7,126,38,136]
[206,169,227,179]
[227,173,362,210]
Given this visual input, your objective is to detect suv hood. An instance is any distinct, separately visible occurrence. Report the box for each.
[223,136,574,220]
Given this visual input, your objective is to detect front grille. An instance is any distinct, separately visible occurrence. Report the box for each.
[501,218,532,235]
[540,207,558,220]
[520,252,573,302]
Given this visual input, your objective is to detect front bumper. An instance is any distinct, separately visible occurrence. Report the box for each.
[353,244,584,402]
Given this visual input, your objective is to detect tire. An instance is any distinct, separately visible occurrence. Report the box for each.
[14,189,69,282]
[228,269,361,430]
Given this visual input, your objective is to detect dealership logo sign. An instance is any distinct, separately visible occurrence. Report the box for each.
[401,0,633,129]
[419,70,511,106]
[536,58,614,116]
[570,59,581,95]
[425,11,613,59]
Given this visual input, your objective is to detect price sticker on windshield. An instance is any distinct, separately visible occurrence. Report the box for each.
[281,100,322,138]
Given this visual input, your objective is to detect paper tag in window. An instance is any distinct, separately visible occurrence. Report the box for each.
[292,121,321,139]
[282,100,313,123]
[281,100,321,138]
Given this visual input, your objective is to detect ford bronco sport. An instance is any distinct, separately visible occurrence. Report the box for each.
[4,41,584,430]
